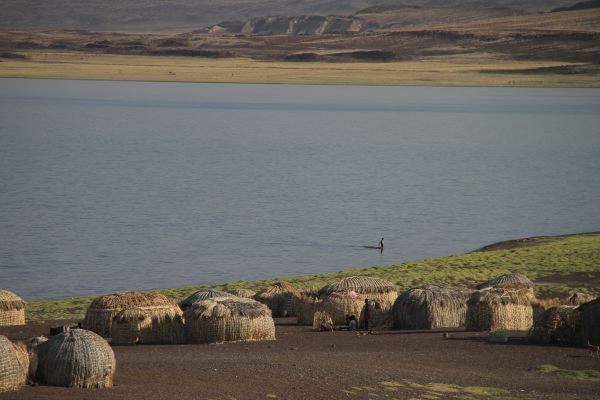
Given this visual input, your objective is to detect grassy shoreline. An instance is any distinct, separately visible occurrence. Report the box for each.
[2,51,600,87]
[27,232,600,321]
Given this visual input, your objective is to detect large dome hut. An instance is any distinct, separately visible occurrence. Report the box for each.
[316,291,364,326]
[579,297,600,346]
[185,297,275,343]
[0,335,25,393]
[179,289,236,311]
[227,288,257,299]
[530,306,582,345]
[393,286,472,330]
[466,288,533,331]
[0,290,26,326]
[476,273,534,297]
[83,291,183,338]
[36,329,115,388]
[319,276,398,309]
[255,282,301,317]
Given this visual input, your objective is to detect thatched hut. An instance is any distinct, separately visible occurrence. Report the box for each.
[0,335,25,393]
[295,291,322,326]
[360,299,393,330]
[36,329,115,388]
[316,291,364,326]
[393,286,472,330]
[25,336,47,382]
[466,289,533,331]
[476,273,534,297]
[568,292,595,306]
[185,297,276,343]
[11,342,29,386]
[318,276,398,312]
[110,306,184,345]
[83,291,182,338]
[227,288,257,299]
[530,306,582,345]
[255,282,301,317]
[0,290,26,326]
[179,289,236,311]
[579,297,600,346]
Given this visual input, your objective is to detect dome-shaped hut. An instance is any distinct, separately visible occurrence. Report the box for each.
[227,288,257,299]
[476,273,534,297]
[255,282,301,317]
[530,306,582,345]
[83,291,182,338]
[36,329,115,388]
[579,297,600,346]
[296,290,322,326]
[185,297,275,343]
[318,276,398,311]
[110,306,184,345]
[0,335,25,393]
[0,290,26,326]
[360,298,393,330]
[567,292,595,306]
[316,291,364,326]
[179,289,236,311]
[393,286,472,330]
[466,288,533,331]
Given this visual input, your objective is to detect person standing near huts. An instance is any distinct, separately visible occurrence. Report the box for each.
[363,298,371,332]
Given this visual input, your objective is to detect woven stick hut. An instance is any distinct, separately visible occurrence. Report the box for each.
[530,306,582,345]
[567,292,595,306]
[316,291,364,326]
[110,306,184,345]
[179,289,237,311]
[295,291,322,326]
[255,282,301,317]
[227,288,257,299]
[185,297,276,343]
[0,335,24,393]
[0,290,26,326]
[83,291,182,338]
[393,286,472,330]
[466,289,533,331]
[579,297,600,346]
[360,299,394,330]
[318,276,398,312]
[11,342,29,386]
[476,273,534,297]
[36,329,115,388]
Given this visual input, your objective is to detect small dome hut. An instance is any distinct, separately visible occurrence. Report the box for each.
[0,335,25,393]
[0,290,26,326]
[185,297,276,343]
[110,306,184,345]
[179,289,236,311]
[318,276,398,311]
[227,288,257,298]
[466,288,533,331]
[393,286,472,330]
[316,291,364,326]
[36,329,115,388]
[476,273,534,297]
[579,297,600,346]
[83,291,182,338]
[255,282,301,317]
[530,306,582,345]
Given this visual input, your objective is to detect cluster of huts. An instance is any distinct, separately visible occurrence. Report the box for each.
[1,273,599,393]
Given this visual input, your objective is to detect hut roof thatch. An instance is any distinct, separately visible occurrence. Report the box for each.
[227,288,257,298]
[318,276,398,296]
[469,288,532,307]
[568,292,595,306]
[395,285,471,307]
[187,297,271,320]
[476,273,533,290]
[0,290,26,312]
[179,289,236,310]
[256,282,300,298]
[88,291,176,310]
[36,329,116,388]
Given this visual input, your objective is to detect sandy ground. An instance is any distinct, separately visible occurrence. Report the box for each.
[1,319,599,400]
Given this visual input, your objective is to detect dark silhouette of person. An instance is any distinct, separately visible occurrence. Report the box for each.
[363,298,371,331]
[379,238,384,249]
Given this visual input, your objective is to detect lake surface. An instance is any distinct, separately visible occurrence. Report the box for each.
[1,79,599,300]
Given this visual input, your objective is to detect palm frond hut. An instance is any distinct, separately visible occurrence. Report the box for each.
[568,292,595,306]
[476,273,534,297]
[466,289,533,331]
[227,288,257,299]
[0,290,26,326]
[110,306,184,345]
[318,276,398,312]
[316,291,364,326]
[530,306,582,345]
[0,335,24,393]
[179,289,236,311]
[295,291,322,326]
[393,286,472,330]
[579,297,600,346]
[255,282,301,317]
[36,329,115,388]
[83,291,182,338]
[185,297,276,343]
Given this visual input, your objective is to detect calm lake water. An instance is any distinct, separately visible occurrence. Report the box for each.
[1,78,599,300]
